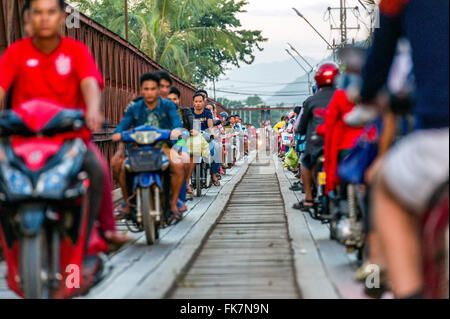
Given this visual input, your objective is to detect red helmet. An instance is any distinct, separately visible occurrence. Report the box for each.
[314,62,340,87]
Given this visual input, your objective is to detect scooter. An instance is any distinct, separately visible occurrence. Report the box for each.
[121,125,172,245]
[0,99,108,299]
[191,131,213,197]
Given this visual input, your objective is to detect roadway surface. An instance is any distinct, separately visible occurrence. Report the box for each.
[1,148,392,299]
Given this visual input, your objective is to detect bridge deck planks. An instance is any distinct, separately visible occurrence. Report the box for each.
[170,158,300,299]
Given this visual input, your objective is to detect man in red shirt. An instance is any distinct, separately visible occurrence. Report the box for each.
[0,0,129,245]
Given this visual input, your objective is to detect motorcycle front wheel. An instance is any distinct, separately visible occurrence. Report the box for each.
[139,187,158,245]
[20,229,49,299]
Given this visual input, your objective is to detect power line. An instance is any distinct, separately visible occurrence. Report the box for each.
[217,79,310,85]
[215,89,310,97]
[215,82,309,90]
[216,88,311,94]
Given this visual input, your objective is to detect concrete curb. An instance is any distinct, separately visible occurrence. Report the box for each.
[273,154,340,299]
[128,153,256,299]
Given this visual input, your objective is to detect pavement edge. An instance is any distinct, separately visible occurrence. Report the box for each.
[273,154,340,299]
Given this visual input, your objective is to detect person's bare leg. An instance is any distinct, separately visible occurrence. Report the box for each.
[111,148,129,215]
[186,156,196,194]
[303,166,314,204]
[118,161,130,214]
[164,148,185,213]
[366,231,385,265]
[373,176,423,298]
[169,162,185,212]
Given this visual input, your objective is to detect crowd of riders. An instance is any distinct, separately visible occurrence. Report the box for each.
[276,0,448,299]
[0,0,258,298]
[0,0,448,300]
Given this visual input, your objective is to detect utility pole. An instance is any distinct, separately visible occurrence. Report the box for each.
[124,0,128,42]
[340,0,348,45]
[327,1,360,50]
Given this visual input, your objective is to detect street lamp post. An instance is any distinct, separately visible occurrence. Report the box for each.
[287,43,315,94]
[292,8,337,61]
[285,49,312,95]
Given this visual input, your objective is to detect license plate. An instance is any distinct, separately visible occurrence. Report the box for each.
[318,172,327,185]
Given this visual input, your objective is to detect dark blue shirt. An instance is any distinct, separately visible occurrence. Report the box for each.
[114,97,183,133]
[191,108,213,131]
[360,0,449,129]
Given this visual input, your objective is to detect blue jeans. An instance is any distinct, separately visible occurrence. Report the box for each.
[177,182,187,208]
[211,161,221,175]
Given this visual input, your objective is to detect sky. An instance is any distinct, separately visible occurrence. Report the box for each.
[235,0,373,65]
[210,0,374,102]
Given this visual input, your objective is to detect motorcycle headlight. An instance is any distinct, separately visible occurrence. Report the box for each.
[130,131,161,145]
[0,163,33,198]
[35,140,85,199]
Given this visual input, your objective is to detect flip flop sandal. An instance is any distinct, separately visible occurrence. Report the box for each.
[166,211,183,226]
[292,200,315,211]
[213,181,221,187]
[114,203,129,220]
[290,183,304,191]
[178,205,188,213]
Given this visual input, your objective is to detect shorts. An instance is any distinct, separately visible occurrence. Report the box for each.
[301,153,319,170]
[382,128,449,214]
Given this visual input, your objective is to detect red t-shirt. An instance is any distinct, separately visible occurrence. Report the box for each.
[0,37,104,111]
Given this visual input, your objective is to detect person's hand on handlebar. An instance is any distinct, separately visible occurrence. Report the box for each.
[170,129,182,140]
[86,107,104,132]
[112,133,122,142]
[190,129,200,136]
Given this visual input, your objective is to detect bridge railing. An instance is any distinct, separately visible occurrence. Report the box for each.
[0,0,228,165]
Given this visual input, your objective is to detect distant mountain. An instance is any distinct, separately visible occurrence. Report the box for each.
[214,57,318,105]
[267,54,337,106]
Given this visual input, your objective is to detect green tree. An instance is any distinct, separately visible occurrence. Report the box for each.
[245,95,264,107]
[68,0,267,86]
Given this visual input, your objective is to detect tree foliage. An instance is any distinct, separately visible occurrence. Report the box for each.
[68,0,267,86]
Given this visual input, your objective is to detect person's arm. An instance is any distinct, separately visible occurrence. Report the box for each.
[298,101,311,135]
[359,10,403,103]
[80,78,103,132]
[325,91,342,141]
[293,111,303,134]
[0,44,19,103]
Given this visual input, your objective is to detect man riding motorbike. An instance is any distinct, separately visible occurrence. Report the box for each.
[186,93,214,194]
[323,48,366,210]
[293,63,340,211]
[0,0,129,247]
[111,73,185,224]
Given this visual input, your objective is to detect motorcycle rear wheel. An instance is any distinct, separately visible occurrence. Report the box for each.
[195,163,202,197]
[205,165,212,188]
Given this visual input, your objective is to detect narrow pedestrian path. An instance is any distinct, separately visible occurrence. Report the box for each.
[170,156,301,299]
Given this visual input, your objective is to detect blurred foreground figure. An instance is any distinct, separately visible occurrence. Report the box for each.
[357,0,449,299]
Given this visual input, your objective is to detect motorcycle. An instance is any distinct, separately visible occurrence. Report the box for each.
[0,99,108,299]
[328,183,366,260]
[121,125,172,245]
[191,131,213,198]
